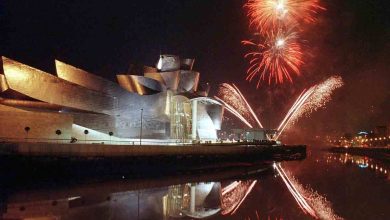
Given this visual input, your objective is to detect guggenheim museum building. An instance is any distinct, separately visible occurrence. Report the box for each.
[0,55,224,143]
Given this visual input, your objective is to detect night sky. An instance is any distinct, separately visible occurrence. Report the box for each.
[1,0,389,139]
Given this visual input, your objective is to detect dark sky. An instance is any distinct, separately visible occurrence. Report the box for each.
[1,0,389,138]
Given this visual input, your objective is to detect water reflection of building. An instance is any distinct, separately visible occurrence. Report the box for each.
[163,182,221,219]
[0,55,224,143]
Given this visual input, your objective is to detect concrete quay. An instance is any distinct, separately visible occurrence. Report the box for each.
[0,142,306,183]
[0,142,305,158]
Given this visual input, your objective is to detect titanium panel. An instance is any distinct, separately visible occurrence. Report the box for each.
[206,104,224,130]
[0,98,63,112]
[54,59,169,120]
[156,55,180,72]
[143,65,157,73]
[0,74,9,92]
[144,71,180,91]
[180,58,195,70]
[2,57,116,115]
[0,104,73,140]
[55,60,122,95]
[178,70,200,92]
[196,102,218,140]
[116,75,166,95]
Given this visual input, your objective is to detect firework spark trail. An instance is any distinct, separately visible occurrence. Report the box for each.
[275,87,315,139]
[275,75,343,140]
[276,89,308,131]
[221,180,258,215]
[275,163,344,220]
[245,0,325,34]
[243,29,303,86]
[215,83,263,128]
[215,96,253,128]
[232,84,263,128]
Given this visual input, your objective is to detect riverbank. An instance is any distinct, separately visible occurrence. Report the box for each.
[328,146,390,163]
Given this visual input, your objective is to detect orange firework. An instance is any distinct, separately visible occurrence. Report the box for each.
[245,0,325,33]
[242,29,303,86]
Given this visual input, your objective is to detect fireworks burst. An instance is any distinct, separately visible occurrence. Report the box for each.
[243,29,303,86]
[276,75,344,139]
[245,0,325,34]
[215,83,263,128]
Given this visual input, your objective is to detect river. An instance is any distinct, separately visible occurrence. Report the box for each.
[1,147,389,220]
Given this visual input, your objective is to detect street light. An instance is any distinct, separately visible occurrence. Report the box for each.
[140,108,143,146]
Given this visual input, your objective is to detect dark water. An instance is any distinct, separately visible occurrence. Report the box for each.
[1,148,389,220]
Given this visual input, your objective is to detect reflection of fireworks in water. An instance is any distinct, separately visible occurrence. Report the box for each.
[243,29,303,86]
[276,75,343,139]
[245,0,325,34]
[215,83,263,128]
[275,163,344,219]
[221,180,257,215]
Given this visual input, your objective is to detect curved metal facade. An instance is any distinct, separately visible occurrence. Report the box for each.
[178,70,200,92]
[0,74,9,92]
[2,57,116,115]
[180,58,195,70]
[0,54,224,141]
[55,60,122,95]
[116,75,166,95]
[156,55,180,72]
[144,71,180,91]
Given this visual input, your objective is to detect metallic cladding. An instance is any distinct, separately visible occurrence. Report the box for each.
[180,58,195,70]
[156,55,180,72]
[2,57,116,115]
[0,104,73,140]
[0,74,9,92]
[178,70,200,92]
[144,71,180,91]
[56,60,119,95]
[116,75,166,95]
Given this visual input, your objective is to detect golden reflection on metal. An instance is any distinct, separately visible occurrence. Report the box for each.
[56,60,121,95]
[116,75,165,95]
[2,57,115,115]
[0,98,63,111]
[0,74,9,92]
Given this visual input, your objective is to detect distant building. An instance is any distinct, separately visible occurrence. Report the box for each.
[0,55,224,143]
[229,128,277,141]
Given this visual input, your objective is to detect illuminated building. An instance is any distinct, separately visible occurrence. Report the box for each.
[0,55,224,143]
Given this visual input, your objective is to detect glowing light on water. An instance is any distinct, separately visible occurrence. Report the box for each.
[221,180,258,215]
[275,163,344,219]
